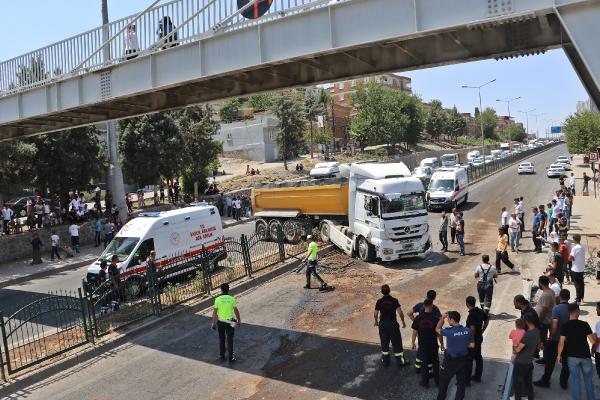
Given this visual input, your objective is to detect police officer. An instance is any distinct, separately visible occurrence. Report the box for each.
[374,284,409,367]
[304,235,328,290]
[465,296,489,384]
[409,289,442,375]
[411,298,442,388]
[211,283,241,363]
[436,311,475,400]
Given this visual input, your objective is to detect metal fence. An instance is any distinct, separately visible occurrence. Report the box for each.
[0,289,89,375]
[0,0,335,95]
[0,230,304,378]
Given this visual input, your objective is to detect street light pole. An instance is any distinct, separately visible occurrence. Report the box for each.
[496,96,521,142]
[518,108,536,141]
[462,79,496,168]
[531,113,545,141]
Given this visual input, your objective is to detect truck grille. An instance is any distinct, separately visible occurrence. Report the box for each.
[429,198,446,204]
[391,224,424,237]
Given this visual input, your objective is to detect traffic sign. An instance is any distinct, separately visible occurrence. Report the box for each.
[551,126,562,134]
[589,152,599,162]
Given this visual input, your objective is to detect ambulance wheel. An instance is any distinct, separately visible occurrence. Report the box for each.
[358,237,374,262]
[268,219,283,241]
[255,219,269,240]
[320,221,331,243]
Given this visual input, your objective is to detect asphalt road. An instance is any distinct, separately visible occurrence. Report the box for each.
[0,221,256,317]
[2,144,571,400]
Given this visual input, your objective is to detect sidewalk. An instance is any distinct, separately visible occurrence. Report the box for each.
[569,154,600,236]
[0,214,254,289]
[0,244,102,289]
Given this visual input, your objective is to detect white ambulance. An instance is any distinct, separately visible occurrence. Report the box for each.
[426,167,469,211]
[86,205,225,294]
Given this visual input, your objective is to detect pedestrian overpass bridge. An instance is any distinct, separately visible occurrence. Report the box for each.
[1,0,599,140]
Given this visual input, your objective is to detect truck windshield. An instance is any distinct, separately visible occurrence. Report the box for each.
[429,179,454,192]
[100,236,140,262]
[382,194,426,213]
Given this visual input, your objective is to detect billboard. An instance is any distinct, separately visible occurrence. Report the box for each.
[550,126,562,134]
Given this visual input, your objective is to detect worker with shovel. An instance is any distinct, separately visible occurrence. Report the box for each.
[304,235,329,291]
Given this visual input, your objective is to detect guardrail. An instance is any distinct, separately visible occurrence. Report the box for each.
[0,0,337,96]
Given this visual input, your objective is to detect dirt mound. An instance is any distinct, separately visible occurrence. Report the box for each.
[218,168,309,192]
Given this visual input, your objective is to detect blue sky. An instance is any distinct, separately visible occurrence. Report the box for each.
[2,1,589,137]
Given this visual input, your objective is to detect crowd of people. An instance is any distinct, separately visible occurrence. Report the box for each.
[372,172,600,400]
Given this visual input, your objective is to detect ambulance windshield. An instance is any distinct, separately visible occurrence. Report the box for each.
[100,237,140,262]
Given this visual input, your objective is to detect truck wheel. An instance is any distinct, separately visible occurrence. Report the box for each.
[320,222,331,243]
[358,237,374,262]
[255,219,269,240]
[283,220,303,244]
[268,219,283,241]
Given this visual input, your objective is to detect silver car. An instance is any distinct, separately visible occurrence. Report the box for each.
[412,166,433,187]
[518,162,535,174]
[547,164,567,178]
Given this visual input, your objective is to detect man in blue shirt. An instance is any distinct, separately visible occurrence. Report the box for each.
[436,311,475,400]
[531,207,542,253]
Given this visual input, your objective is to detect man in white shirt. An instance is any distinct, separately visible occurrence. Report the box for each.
[569,234,586,304]
[508,212,522,252]
[234,198,242,221]
[50,230,61,260]
[69,222,80,254]
[514,197,525,235]
[593,303,600,379]
[547,272,561,297]
[569,173,576,196]
[2,205,13,235]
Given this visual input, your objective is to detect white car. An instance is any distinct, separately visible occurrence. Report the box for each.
[472,158,484,167]
[547,164,567,178]
[518,162,535,174]
[556,156,571,170]
[484,156,494,164]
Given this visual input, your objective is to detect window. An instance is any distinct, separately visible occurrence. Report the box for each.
[337,82,344,90]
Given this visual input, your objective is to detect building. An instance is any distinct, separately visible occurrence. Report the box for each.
[214,113,279,162]
[328,73,412,107]
[576,98,599,113]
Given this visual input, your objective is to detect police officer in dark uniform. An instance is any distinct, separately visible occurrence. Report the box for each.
[374,284,409,367]
[465,296,489,384]
[436,311,475,400]
[411,298,442,388]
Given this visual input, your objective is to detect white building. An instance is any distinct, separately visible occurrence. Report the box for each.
[576,98,599,113]
[214,113,280,162]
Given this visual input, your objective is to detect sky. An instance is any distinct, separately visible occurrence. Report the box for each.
[1,1,590,138]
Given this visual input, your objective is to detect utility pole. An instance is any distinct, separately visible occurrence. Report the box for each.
[462,78,496,171]
[496,96,521,142]
[101,0,127,220]
[518,108,535,141]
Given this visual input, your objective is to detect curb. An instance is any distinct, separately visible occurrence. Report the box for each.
[0,246,334,396]
[0,217,256,289]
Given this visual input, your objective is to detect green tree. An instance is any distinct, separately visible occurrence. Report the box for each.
[272,94,305,170]
[401,94,425,149]
[425,100,448,142]
[505,123,527,142]
[564,111,600,154]
[0,140,36,199]
[304,90,328,158]
[247,92,275,111]
[447,106,467,143]
[219,98,243,123]
[118,113,185,187]
[175,106,223,195]
[350,83,387,150]
[31,127,104,193]
[480,107,498,139]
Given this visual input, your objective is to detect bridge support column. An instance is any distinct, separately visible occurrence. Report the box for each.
[556,2,600,110]
[106,121,127,221]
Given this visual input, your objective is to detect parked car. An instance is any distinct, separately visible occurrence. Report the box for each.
[547,164,567,178]
[6,196,52,218]
[420,157,440,170]
[412,166,433,187]
[556,156,571,170]
[484,156,494,164]
[517,162,535,174]
[472,158,485,168]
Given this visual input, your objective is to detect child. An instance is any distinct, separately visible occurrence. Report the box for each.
[509,318,527,361]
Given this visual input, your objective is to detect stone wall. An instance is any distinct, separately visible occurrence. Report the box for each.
[0,222,95,264]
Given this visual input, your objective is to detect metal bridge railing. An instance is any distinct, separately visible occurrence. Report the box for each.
[0,0,336,98]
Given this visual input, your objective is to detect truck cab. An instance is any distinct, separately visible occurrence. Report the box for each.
[441,153,459,167]
[341,163,431,262]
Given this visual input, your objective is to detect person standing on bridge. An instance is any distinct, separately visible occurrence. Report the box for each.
[125,23,139,60]
[374,284,409,367]
[436,311,474,400]
[211,283,241,363]
[304,235,328,290]
[439,210,449,252]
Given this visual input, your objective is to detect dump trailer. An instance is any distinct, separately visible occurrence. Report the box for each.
[252,162,431,262]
